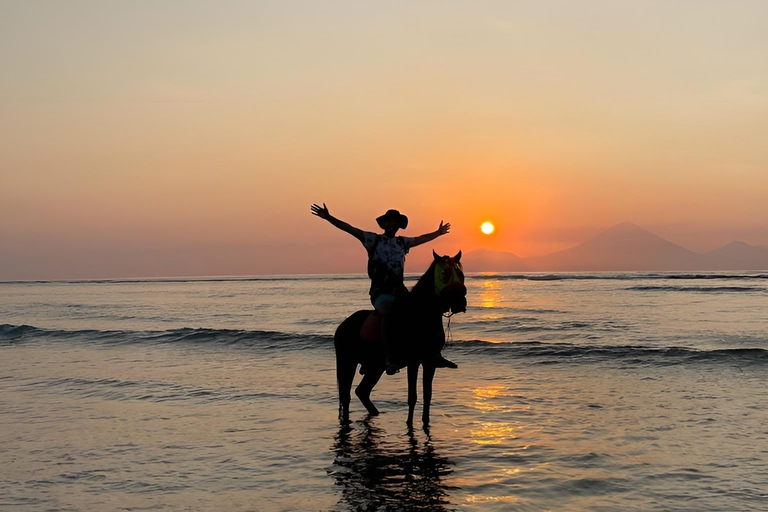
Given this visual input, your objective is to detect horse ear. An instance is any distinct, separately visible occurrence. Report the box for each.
[433,250,440,261]
[454,250,462,262]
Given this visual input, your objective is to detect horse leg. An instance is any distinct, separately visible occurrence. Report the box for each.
[336,353,356,423]
[406,364,419,428]
[421,364,436,428]
[355,368,383,416]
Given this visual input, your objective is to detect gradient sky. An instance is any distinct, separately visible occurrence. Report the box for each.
[2,0,767,279]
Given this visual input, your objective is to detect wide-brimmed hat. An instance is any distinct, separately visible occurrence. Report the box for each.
[376,209,408,230]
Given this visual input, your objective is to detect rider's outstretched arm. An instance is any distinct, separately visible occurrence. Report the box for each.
[311,203,365,242]
[412,221,451,247]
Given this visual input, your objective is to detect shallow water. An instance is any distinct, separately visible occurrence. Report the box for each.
[1,272,767,511]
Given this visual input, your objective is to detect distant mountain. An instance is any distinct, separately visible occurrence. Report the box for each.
[524,222,698,271]
[700,241,768,270]
[465,223,768,272]
[464,248,530,272]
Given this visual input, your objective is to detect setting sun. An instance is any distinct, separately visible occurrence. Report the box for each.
[481,222,495,235]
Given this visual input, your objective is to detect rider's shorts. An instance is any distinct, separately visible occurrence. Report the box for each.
[372,294,396,313]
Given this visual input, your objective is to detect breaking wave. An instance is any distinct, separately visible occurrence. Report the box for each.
[0,323,331,350]
[457,339,768,365]
[3,324,765,366]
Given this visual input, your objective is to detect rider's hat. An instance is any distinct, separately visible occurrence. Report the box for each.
[376,209,408,230]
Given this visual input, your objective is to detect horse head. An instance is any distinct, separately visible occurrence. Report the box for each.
[432,250,467,314]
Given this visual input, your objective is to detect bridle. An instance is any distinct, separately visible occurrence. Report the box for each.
[433,256,465,298]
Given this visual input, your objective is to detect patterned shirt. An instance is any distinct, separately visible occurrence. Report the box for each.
[361,232,416,297]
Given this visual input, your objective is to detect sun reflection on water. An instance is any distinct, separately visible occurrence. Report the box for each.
[470,422,519,445]
[471,385,535,415]
[466,494,523,504]
[478,280,502,309]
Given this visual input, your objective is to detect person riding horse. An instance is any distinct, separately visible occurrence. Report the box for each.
[311,203,457,374]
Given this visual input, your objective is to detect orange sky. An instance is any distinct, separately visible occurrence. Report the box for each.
[2,1,767,279]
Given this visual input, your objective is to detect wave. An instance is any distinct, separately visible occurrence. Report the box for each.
[22,375,313,405]
[0,274,368,286]
[0,323,332,350]
[627,285,765,293]
[457,340,768,365]
[467,273,768,282]
[3,324,765,365]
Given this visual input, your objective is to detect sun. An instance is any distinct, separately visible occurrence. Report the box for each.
[480,221,495,235]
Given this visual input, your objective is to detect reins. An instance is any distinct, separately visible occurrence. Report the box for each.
[443,311,454,342]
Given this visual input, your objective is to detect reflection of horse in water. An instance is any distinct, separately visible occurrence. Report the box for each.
[334,251,467,426]
[330,420,454,511]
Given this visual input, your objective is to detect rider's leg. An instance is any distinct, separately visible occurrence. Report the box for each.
[372,294,403,375]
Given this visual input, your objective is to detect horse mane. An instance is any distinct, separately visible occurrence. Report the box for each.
[410,259,439,298]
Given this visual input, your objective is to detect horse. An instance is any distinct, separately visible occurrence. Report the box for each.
[334,250,467,427]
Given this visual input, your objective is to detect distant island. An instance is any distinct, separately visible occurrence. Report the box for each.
[466,222,768,272]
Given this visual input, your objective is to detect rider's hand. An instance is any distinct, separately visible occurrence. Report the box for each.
[439,221,451,235]
[311,203,330,220]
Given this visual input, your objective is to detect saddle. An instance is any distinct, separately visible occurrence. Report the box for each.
[359,311,383,344]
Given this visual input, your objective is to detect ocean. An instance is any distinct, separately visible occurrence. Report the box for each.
[1,272,767,511]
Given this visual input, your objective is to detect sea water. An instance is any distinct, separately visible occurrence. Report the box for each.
[1,272,767,511]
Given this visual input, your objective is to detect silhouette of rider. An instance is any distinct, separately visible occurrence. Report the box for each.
[311,203,457,374]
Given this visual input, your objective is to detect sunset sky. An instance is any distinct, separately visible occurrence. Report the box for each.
[2,1,767,279]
